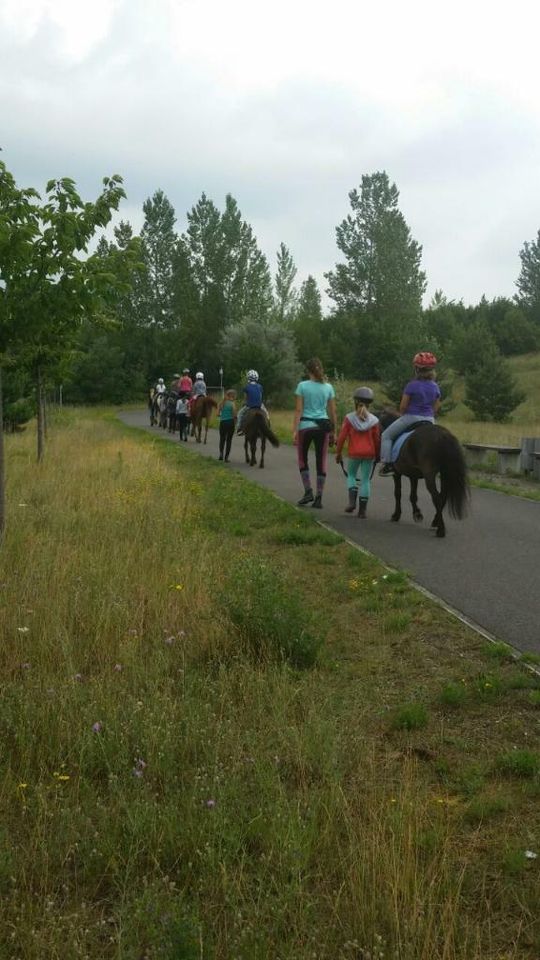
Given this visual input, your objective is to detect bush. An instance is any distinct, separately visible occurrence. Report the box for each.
[222,557,322,668]
[391,702,428,731]
[495,750,540,778]
[3,396,35,431]
[220,319,301,405]
[464,353,525,422]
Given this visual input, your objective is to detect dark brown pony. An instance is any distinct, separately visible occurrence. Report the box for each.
[244,410,280,468]
[380,411,469,538]
[191,396,217,443]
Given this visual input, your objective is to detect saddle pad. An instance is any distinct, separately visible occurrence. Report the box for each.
[391,429,414,461]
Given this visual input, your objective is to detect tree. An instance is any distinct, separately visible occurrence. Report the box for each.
[464,354,525,422]
[139,190,177,328]
[448,320,499,376]
[0,160,132,534]
[326,171,426,322]
[516,230,540,324]
[274,242,297,324]
[220,319,300,405]
[292,276,325,364]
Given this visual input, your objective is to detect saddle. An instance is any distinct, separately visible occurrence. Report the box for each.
[391,421,432,461]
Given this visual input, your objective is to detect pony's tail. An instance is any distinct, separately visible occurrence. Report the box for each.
[261,419,280,447]
[438,432,469,519]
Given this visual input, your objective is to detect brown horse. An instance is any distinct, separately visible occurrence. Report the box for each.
[243,410,280,468]
[191,396,217,443]
[379,411,469,538]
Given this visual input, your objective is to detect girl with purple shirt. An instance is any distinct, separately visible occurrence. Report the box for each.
[379,352,441,475]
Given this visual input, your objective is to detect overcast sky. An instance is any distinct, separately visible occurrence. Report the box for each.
[2,0,540,307]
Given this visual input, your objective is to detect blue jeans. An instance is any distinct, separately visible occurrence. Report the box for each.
[381,414,434,462]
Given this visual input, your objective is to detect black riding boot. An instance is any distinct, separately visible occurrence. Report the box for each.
[297,489,314,506]
[357,497,368,519]
[345,489,357,513]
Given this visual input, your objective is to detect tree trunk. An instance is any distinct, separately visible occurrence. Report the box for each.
[37,366,45,463]
[0,366,5,541]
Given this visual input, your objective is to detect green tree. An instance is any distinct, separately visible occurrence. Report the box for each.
[516,230,540,324]
[464,354,525,422]
[326,171,426,322]
[220,319,300,405]
[273,242,297,324]
[0,161,131,533]
[292,276,325,364]
[448,320,499,376]
[139,190,177,328]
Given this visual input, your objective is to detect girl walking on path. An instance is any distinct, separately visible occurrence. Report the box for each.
[218,390,236,462]
[335,387,380,519]
[293,358,337,509]
[379,352,441,475]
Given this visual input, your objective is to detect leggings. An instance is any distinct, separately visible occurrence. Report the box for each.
[219,421,235,458]
[347,458,375,499]
[297,428,329,496]
[177,414,189,440]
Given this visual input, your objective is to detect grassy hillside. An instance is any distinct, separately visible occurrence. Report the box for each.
[2,411,540,958]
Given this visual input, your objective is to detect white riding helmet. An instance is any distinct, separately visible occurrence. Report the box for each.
[158,378,164,384]
[247,369,259,381]
[195,371,204,380]
[182,367,190,374]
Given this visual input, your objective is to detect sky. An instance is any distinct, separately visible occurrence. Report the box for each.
[2,0,540,307]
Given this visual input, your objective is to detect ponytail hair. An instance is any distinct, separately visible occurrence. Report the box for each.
[306,357,325,382]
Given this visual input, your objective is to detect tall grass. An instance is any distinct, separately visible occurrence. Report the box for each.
[1,411,539,958]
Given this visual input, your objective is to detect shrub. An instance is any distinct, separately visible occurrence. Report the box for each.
[222,557,322,668]
[464,353,525,422]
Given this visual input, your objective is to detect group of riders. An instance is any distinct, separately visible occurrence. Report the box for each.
[149,350,442,518]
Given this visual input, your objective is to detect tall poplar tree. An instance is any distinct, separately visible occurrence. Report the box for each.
[292,275,324,362]
[326,171,425,320]
[273,242,298,324]
[516,229,540,324]
[140,190,177,327]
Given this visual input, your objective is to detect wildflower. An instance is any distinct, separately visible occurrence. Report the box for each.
[73,673,83,682]
[205,798,216,809]
[525,850,538,859]
[92,721,103,734]
[348,579,359,591]
[17,783,28,790]
[18,502,28,507]
[113,663,123,672]
[132,768,144,779]
[371,579,379,585]
[57,775,70,782]
[164,636,175,646]
[135,758,147,771]
[382,574,389,580]
[174,584,184,591]
[178,629,186,638]
[20,662,31,670]
[17,627,29,634]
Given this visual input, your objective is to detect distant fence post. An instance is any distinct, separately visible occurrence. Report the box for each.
[520,437,540,474]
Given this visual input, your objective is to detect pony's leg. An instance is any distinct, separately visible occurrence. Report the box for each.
[244,438,250,464]
[204,419,208,444]
[410,477,423,522]
[391,472,402,522]
[260,435,266,468]
[250,437,256,467]
[425,473,445,537]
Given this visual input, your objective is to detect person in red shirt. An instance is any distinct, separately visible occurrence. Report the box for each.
[335,387,380,518]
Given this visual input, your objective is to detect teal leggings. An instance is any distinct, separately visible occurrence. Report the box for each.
[347,458,374,499]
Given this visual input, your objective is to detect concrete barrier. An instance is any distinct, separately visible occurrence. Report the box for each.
[463,443,521,474]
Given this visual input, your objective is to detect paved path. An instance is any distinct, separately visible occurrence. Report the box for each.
[120,410,540,654]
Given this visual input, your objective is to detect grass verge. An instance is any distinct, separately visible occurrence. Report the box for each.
[1,408,540,959]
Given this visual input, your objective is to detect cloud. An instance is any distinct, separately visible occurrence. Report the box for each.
[2,0,540,305]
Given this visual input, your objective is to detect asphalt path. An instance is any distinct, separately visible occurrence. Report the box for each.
[119,410,540,655]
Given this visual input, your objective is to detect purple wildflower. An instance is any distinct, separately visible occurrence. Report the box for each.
[205,798,216,809]
[92,721,103,734]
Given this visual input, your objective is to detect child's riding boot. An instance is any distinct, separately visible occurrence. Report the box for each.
[357,497,368,519]
[297,489,314,506]
[345,488,357,513]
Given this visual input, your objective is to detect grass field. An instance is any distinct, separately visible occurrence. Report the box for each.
[268,353,540,446]
[2,410,540,958]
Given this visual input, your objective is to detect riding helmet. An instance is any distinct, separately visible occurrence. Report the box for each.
[353,386,374,402]
[195,371,204,380]
[247,369,259,381]
[413,351,437,368]
[182,367,190,374]
[158,378,164,384]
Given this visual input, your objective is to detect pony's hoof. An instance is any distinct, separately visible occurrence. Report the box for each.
[436,529,446,538]
[391,514,400,522]
[413,512,423,523]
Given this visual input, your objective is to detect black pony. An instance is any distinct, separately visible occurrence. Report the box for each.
[243,410,280,468]
[379,411,469,538]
